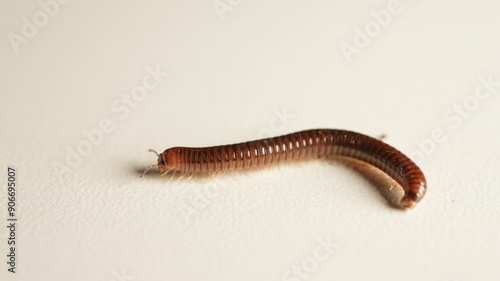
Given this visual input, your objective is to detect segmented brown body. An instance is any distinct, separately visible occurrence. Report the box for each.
[150,129,427,209]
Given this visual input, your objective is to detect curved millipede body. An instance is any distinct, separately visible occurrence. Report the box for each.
[141,129,427,209]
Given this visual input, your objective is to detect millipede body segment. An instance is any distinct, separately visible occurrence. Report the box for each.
[141,129,427,209]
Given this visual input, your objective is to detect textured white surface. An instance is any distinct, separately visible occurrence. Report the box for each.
[1,1,500,280]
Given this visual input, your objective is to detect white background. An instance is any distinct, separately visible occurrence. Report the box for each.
[1,1,500,280]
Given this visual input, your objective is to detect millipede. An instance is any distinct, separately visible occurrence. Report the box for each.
[140,129,427,209]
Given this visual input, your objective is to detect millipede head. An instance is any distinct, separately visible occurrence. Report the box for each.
[140,148,182,177]
[158,148,181,175]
